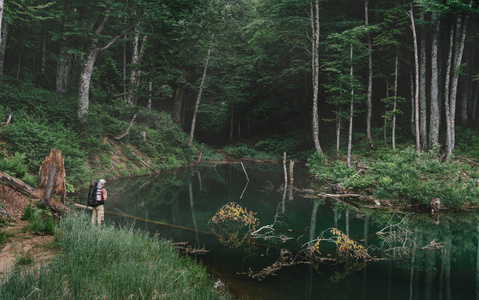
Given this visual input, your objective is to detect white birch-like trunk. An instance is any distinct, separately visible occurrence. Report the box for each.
[444,21,454,157]
[0,0,4,48]
[409,5,420,152]
[449,13,469,153]
[347,43,354,169]
[365,0,374,149]
[189,33,214,145]
[419,12,427,148]
[429,11,440,147]
[127,23,140,106]
[311,0,323,155]
[78,46,100,118]
[77,8,121,119]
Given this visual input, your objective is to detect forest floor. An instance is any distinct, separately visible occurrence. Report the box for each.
[0,184,55,277]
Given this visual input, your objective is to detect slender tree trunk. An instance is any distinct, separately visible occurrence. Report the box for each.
[0,22,7,75]
[336,105,341,157]
[230,102,234,142]
[429,11,440,147]
[449,13,469,153]
[419,12,427,148]
[445,12,469,156]
[472,82,479,121]
[0,0,4,48]
[189,33,214,145]
[409,5,420,152]
[410,71,415,137]
[311,0,323,155]
[384,76,389,148]
[127,22,140,106]
[347,43,354,169]
[392,51,399,151]
[444,21,454,157]
[123,33,127,102]
[147,79,152,112]
[365,0,374,149]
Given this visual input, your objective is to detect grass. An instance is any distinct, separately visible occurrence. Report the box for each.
[0,213,228,299]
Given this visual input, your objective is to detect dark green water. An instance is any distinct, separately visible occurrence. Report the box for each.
[101,163,479,300]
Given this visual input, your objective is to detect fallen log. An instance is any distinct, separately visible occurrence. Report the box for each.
[74,203,93,211]
[0,170,41,199]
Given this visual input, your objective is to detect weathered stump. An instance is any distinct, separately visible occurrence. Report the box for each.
[37,148,66,204]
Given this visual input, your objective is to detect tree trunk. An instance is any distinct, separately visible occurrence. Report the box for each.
[336,105,341,157]
[311,0,323,155]
[472,82,479,121]
[0,171,40,199]
[429,11,440,147]
[409,5,420,152]
[127,22,140,106]
[56,45,74,94]
[392,51,399,151]
[444,20,454,157]
[347,43,354,169]
[419,12,427,148]
[172,71,186,123]
[365,0,374,149]
[189,33,214,145]
[0,0,4,48]
[449,13,469,151]
[446,13,469,156]
[230,102,234,142]
[0,22,7,76]
[78,46,100,119]
[77,8,122,119]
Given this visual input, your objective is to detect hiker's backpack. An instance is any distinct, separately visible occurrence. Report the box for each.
[87,181,104,207]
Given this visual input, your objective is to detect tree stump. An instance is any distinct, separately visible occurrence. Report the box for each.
[37,148,66,204]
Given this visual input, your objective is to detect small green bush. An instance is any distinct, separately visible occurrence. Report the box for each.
[21,202,56,235]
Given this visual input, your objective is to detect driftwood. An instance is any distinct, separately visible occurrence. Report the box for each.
[0,170,40,199]
[1,115,11,126]
[74,203,93,211]
[113,112,138,140]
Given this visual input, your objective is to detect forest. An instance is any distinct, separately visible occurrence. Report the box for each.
[1,0,479,207]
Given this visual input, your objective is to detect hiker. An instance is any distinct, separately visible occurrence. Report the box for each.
[92,179,107,227]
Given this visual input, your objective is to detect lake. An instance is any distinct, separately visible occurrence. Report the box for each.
[100,163,478,300]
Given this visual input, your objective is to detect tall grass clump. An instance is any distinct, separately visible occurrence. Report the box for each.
[0,213,227,299]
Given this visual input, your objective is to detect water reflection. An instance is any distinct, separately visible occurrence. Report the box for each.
[100,163,478,300]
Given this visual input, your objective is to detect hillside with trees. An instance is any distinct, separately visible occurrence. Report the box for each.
[1,0,479,208]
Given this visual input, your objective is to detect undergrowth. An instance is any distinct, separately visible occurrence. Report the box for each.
[307,146,479,208]
[0,213,228,299]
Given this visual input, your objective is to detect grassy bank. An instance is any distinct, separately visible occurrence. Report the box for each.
[0,213,228,299]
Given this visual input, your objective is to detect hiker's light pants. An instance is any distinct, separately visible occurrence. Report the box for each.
[92,205,104,226]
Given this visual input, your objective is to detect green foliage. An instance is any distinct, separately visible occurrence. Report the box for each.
[0,152,38,187]
[254,135,306,159]
[223,143,277,160]
[307,146,479,208]
[0,230,14,247]
[0,213,228,299]
[21,202,56,235]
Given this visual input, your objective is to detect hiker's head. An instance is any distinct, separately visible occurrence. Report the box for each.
[99,179,106,185]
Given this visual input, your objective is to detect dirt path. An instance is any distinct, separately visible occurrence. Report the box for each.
[0,185,55,277]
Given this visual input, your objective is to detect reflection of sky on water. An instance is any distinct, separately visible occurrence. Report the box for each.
[102,163,478,300]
